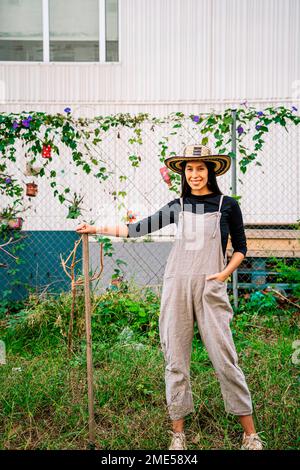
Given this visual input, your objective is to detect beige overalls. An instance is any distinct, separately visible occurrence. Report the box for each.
[159,194,253,420]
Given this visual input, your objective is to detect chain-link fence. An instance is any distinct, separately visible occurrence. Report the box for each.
[0,110,299,302]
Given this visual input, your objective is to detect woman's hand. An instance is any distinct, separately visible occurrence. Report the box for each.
[206,272,230,283]
[75,223,96,234]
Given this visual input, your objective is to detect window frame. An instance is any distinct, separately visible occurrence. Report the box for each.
[0,0,121,64]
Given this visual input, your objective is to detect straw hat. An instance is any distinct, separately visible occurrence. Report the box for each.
[164,144,231,176]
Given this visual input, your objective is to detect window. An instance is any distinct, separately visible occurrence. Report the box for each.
[0,0,119,62]
[49,0,99,62]
[0,0,43,61]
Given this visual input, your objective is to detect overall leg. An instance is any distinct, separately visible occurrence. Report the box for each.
[195,277,253,416]
[159,276,195,421]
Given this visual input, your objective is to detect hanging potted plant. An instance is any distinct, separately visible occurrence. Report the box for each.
[110,268,125,290]
[110,277,124,291]
[42,143,52,159]
[126,209,137,223]
[0,200,30,231]
[0,205,24,230]
[24,161,43,176]
[26,181,38,197]
[66,193,85,219]
[160,166,172,187]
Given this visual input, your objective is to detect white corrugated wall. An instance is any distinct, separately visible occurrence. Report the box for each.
[0,0,299,114]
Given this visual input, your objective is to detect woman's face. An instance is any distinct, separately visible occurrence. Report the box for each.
[184,160,210,192]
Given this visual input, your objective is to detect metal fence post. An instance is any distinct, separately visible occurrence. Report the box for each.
[231,109,239,309]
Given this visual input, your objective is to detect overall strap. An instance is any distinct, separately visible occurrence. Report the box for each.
[218,194,224,212]
[178,197,184,235]
[212,195,224,238]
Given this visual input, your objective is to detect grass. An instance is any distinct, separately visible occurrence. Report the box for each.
[0,285,299,450]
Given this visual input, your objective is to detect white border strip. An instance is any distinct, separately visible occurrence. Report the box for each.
[99,0,106,62]
[42,0,49,62]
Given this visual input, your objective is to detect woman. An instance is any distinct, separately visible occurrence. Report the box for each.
[75,144,265,451]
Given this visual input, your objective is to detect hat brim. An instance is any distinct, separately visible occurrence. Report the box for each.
[164,155,231,176]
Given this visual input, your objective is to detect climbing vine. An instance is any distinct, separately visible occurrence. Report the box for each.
[0,103,299,225]
[0,104,298,298]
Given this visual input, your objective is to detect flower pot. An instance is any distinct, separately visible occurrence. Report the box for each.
[7,217,24,230]
[160,166,172,186]
[24,162,42,176]
[126,210,137,223]
[111,276,124,288]
[26,182,38,197]
[42,144,52,158]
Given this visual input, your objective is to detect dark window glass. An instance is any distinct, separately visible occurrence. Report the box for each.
[49,0,99,62]
[106,0,118,62]
[0,0,43,61]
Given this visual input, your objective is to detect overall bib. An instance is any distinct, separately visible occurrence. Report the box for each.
[159,194,253,421]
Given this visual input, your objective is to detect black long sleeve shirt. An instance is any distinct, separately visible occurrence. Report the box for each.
[126,193,247,257]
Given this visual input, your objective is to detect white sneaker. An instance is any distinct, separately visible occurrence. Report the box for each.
[168,430,187,450]
[241,432,266,450]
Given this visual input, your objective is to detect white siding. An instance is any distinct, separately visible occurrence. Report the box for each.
[0,0,299,113]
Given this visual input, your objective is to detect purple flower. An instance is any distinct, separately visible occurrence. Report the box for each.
[27,115,33,121]
[257,111,264,117]
[237,125,244,135]
[255,124,262,131]
[12,120,19,130]
[64,107,71,113]
[5,177,12,184]
[193,115,200,123]
[22,119,30,128]
[291,106,298,112]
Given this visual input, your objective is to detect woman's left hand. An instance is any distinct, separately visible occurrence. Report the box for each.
[206,272,229,283]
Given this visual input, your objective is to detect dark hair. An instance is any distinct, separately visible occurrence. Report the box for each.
[180,160,223,197]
